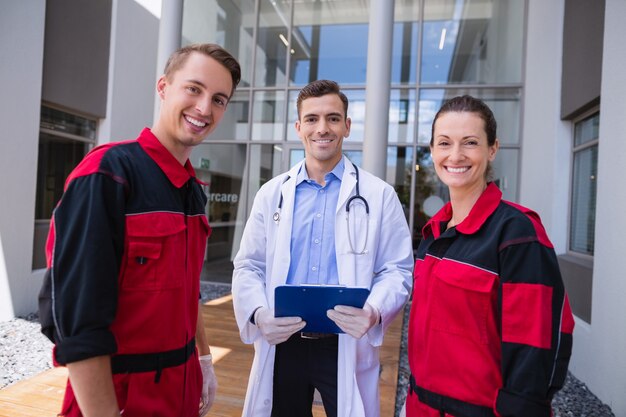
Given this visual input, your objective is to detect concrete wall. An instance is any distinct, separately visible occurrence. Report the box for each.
[560,0,604,119]
[524,1,626,414]
[520,0,570,253]
[99,0,160,143]
[0,0,47,321]
[569,1,626,414]
[0,0,159,321]
[42,0,112,118]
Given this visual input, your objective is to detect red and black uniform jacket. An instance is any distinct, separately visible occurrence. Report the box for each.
[38,128,210,416]
[407,183,574,417]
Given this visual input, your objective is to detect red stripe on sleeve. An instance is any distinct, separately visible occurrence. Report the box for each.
[502,283,553,349]
[561,294,575,334]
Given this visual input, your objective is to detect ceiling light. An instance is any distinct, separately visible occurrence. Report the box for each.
[438,28,447,50]
[279,33,289,47]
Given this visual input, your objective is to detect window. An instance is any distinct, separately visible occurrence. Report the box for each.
[190,143,248,283]
[569,111,599,256]
[33,106,96,269]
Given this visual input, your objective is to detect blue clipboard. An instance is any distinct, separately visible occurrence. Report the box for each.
[274,285,370,333]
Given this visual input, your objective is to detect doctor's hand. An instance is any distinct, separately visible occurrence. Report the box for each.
[255,307,306,345]
[327,302,380,339]
[199,354,217,416]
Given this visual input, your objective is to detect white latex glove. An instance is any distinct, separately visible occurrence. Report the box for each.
[199,354,217,416]
[326,302,380,339]
[255,307,306,345]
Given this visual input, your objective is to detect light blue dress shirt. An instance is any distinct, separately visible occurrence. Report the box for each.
[285,158,344,285]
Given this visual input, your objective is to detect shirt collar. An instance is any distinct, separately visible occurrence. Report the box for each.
[296,156,345,186]
[422,182,502,239]
[137,128,196,188]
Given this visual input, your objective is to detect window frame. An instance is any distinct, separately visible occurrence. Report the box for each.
[567,107,600,260]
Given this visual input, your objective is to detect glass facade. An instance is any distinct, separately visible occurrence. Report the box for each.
[183,0,526,282]
[33,106,96,269]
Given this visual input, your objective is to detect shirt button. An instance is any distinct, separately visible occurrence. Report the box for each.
[316,213,322,218]
[312,266,317,271]
[314,239,320,244]
[319,189,325,193]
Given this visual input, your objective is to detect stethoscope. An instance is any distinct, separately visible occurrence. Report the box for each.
[273,165,370,254]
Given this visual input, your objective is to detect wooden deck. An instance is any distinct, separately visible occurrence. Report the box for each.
[0,295,402,416]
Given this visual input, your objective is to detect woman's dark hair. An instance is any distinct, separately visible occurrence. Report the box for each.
[430,95,497,146]
[296,80,349,119]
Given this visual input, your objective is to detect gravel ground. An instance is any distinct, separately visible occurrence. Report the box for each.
[0,285,616,417]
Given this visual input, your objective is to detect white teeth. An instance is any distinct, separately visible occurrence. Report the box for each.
[314,139,331,143]
[447,166,469,173]
[185,116,207,127]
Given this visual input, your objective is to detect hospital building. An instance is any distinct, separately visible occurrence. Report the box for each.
[1,0,625,414]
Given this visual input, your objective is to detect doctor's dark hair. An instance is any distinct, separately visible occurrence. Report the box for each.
[163,43,241,98]
[430,95,498,147]
[296,80,349,120]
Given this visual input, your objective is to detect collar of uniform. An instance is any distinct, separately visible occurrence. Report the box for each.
[137,128,196,188]
[422,182,502,239]
[296,157,345,186]
[422,202,452,239]
[456,182,502,235]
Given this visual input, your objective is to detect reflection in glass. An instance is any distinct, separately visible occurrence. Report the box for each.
[409,147,449,249]
[290,1,369,85]
[490,148,518,202]
[392,1,420,84]
[33,134,89,269]
[574,113,600,147]
[287,89,366,142]
[386,146,413,215]
[182,0,256,87]
[417,88,521,145]
[248,144,283,213]
[210,90,249,141]
[255,0,291,87]
[422,0,524,84]
[570,144,598,255]
[252,90,285,141]
[190,143,246,283]
[389,90,416,143]
[570,112,598,255]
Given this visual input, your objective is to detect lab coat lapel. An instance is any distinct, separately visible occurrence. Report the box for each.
[337,157,357,215]
[269,161,302,293]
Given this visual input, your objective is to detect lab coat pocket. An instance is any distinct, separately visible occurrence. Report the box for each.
[430,259,497,345]
[122,213,187,291]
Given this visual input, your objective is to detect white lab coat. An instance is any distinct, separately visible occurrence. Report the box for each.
[232,157,413,417]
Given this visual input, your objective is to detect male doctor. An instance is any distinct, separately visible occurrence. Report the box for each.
[232,79,413,417]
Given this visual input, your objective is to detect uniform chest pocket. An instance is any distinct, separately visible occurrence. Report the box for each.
[122,214,187,291]
[430,259,498,345]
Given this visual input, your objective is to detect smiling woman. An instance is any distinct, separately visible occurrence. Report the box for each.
[406,95,574,417]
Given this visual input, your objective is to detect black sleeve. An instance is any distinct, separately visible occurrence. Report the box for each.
[41,173,127,365]
[495,236,573,417]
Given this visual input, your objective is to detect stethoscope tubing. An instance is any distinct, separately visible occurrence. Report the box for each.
[273,165,369,254]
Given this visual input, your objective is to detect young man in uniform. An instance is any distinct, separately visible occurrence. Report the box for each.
[38,43,240,417]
